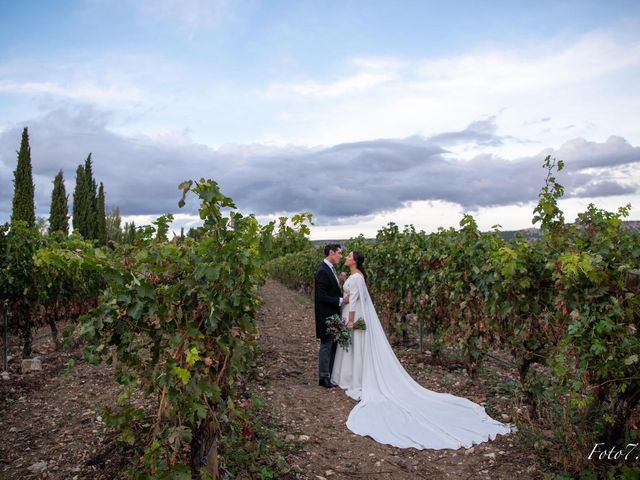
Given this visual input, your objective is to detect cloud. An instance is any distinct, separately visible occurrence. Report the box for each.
[124,0,241,30]
[1,28,638,153]
[572,180,637,197]
[0,53,181,117]
[261,29,640,147]
[350,57,407,71]
[523,117,551,126]
[268,72,398,98]
[1,106,638,226]
[266,53,405,99]
[549,136,640,170]
[0,80,144,106]
[428,116,524,147]
[0,105,220,220]
[415,31,640,94]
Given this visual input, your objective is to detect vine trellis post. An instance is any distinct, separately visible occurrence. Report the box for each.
[2,300,8,372]
[626,269,640,293]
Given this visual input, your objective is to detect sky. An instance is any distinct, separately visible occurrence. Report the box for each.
[1,0,639,239]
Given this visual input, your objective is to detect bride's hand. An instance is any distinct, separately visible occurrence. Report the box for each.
[347,320,354,330]
[343,294,350,305]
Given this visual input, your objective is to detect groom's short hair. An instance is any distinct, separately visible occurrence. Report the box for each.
[324,243,342,257]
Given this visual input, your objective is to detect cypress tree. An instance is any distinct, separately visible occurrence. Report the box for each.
[71,154,100,240]
[106,207,122,244]
[72,164,85,235]
[83,154,98,239]
[96,182,106,245]
[128,221,136,244]
[122,221,129,242]
[11,127,36,227]
[49,170,69,234]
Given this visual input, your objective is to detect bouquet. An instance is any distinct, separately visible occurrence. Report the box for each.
[325,314,352,351]
[353,317,366,330]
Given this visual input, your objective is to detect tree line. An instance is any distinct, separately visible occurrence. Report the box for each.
[9,126,136,244]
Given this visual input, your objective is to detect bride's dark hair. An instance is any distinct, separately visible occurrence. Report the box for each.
[353,250,367,284]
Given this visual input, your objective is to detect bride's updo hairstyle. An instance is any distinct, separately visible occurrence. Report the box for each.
[353,251,367,284]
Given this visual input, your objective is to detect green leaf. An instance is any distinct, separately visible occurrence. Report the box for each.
[128,301,144,320]
[167,425,192,451]
[567,321,583,337]
[178,180,193,208]
[164,465,192,480]
[186,347,200,366]
[78,321,96,337]
[173,366,191,385]
[135,283,155,299]
[194,402,208,420]
[120,426,136,446]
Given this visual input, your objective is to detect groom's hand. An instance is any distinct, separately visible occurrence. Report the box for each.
[343,294,350,305]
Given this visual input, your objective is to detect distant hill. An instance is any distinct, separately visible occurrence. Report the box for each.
[498,220,640,242]
[311,221,640,245]
[311,238,369,247]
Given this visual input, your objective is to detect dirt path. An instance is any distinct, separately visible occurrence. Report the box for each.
[1,280,547,479]
[251,280,546,480]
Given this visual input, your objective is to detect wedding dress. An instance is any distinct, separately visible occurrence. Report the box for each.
[332,272,516,450]
[331,273,366,400]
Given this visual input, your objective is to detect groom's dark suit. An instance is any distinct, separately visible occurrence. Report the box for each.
[314,261,342,381]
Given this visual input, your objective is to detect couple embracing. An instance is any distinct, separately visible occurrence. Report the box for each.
[314,244,516,450]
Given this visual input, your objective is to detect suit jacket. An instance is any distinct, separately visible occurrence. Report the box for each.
[314,262,342,339]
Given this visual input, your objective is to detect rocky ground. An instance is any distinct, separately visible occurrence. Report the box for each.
[0,280,550,479]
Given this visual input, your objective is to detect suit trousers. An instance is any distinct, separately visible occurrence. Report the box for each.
[319,334,337,379]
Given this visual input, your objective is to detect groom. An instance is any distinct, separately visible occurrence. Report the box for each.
[314,244,349,388]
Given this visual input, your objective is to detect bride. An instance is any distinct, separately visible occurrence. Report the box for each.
[331,251,516,450]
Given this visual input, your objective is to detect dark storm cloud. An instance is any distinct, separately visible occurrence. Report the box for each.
[572,181,636,198]
[0,107,638,225]
[0,105,225,218]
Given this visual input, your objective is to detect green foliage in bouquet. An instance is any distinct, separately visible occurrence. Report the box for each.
[352,318,366,330]
[325,314,351,351]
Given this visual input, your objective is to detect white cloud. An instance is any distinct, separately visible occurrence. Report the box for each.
[415,32,640,93]
[268,72,398,98]
[255,29,640,152]
[350,57,407,71]
[0,80,144,106]
[2,28,637,152]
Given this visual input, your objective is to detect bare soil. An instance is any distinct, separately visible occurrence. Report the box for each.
[0,280,549,479]
[0,325,129,479]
